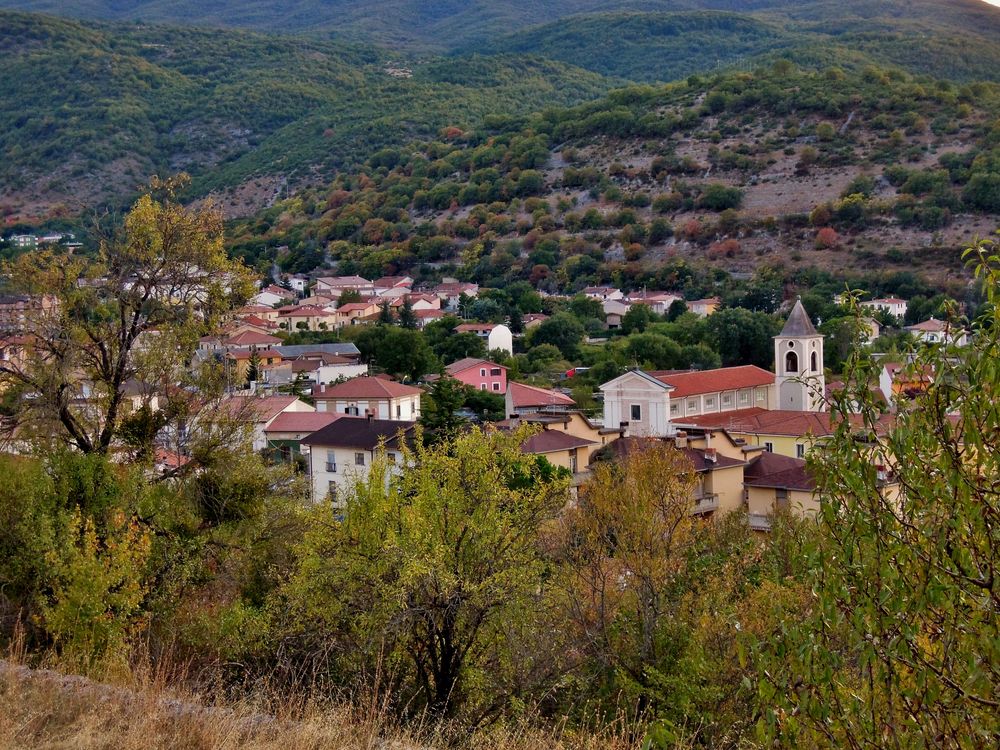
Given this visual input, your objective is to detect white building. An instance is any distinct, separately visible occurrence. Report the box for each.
[774,299,826,412]
[311,376,422,420]
[860,297,907,320]
[905,318,968,346]
[599,366,776,437]
[301,416,416,503]
[454,322,513,355]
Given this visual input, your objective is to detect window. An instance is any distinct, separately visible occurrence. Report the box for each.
[705,396,716,408]
[327,482,338,501]
[345,405,359,416]
[756,389,766,402]
[785,351,798,373]
[722,394,732,407]
[492,382,501,391]
[796,443,805,459]
[670,403,679,416]
[480,368,487,376]
[355,452,365,466]
[687,398,698,413]
[387,452,396,464]
[490,368,501,376]
[396,403,401,418]
[326,451,337,473]
[811,351,818,372]
[764,442,774,453]
[739,391,749,404]
[630,404,642,421]
[480,383,487,391]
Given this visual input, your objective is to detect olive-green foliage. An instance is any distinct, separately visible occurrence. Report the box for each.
[270,425,569,718]
[0,11,615,203]
[758,238,1000,747]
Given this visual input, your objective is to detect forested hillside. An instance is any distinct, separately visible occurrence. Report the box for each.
[3,0,999,53]
[228,64,1000,296]
[0,12,615,221]
[470,9,1000,83]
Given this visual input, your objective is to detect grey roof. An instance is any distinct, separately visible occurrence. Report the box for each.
[780,299,817,337]
[301,416,415,451]
[274,343,360,359]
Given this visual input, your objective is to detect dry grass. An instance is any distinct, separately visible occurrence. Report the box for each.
[0,657,644,750]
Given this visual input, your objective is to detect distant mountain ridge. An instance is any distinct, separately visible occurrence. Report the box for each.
[0,11,616,222]
[2,1,999,51]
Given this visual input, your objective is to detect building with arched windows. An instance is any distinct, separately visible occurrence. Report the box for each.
[773,299,826,412]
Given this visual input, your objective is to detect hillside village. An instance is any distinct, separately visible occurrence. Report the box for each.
[2,258,965,532]
[0,3,998,747]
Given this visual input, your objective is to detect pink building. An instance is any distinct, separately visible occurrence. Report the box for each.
[445,357,508,393]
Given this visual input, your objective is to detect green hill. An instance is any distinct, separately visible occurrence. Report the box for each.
[463,12,800,83]
[468,8,1000,84]
[0,11,616,220]
[2,1,998,53]
[226,64,1000,297]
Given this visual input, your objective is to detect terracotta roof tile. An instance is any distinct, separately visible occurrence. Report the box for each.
[311,376,422,399]
[650,365,774,398]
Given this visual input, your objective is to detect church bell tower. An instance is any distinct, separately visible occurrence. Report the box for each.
[774,299,825,412]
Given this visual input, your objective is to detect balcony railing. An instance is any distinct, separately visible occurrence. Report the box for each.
[691,493,719,514]
[748,513,772,531]
[325,462,337,473]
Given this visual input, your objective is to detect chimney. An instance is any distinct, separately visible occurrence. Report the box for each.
[675,431,688,449]
[704,448,717,463]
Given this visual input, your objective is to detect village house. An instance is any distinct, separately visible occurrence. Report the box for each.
[311,376,422,420]
[226,347,284,383]
[373,276,414,298]
[905,318,968,346]
[404,293,441,311]
[235,304,281,323]
[252,285,296,307]
[278,305,337,332]
[625,291,684,316]
[261,352,368,387]
[505,381,576,416]
[335,301,381,327]
[414,309,447,328]
[602,299,632,330]
[687,297,721,317]
[879,361,933,408]
[222,394,315,452]
[0,294,58,333]
[314,275,375,297]
[432,281,479,310]
[445,357,508,392]
[301,416,416,503]
[742,452,819,531]
[453,322,513,355]
[582,286,624,302]
[263,411,340,460]
[522,313,549,329]
[860,297,908,320]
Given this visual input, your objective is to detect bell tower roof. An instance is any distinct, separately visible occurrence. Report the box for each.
[780,298,817,337]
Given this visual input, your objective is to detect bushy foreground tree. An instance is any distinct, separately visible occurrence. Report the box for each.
[758,234,1000,748]
[0,175,254,454]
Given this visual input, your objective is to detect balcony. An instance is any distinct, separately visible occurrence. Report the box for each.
[748,513,772,532]
[691,493,719,514]
[325,462,337,473]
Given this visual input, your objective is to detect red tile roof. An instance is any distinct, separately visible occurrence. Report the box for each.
[651,365,774,398]
[445,357,507,376]
[520,429,596,454]
[455,323,496,333]
[264,412,341,434]
[678,408,894,437]
[225,330,283,347]
[311,376,422,399]
[508,381,575,409]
